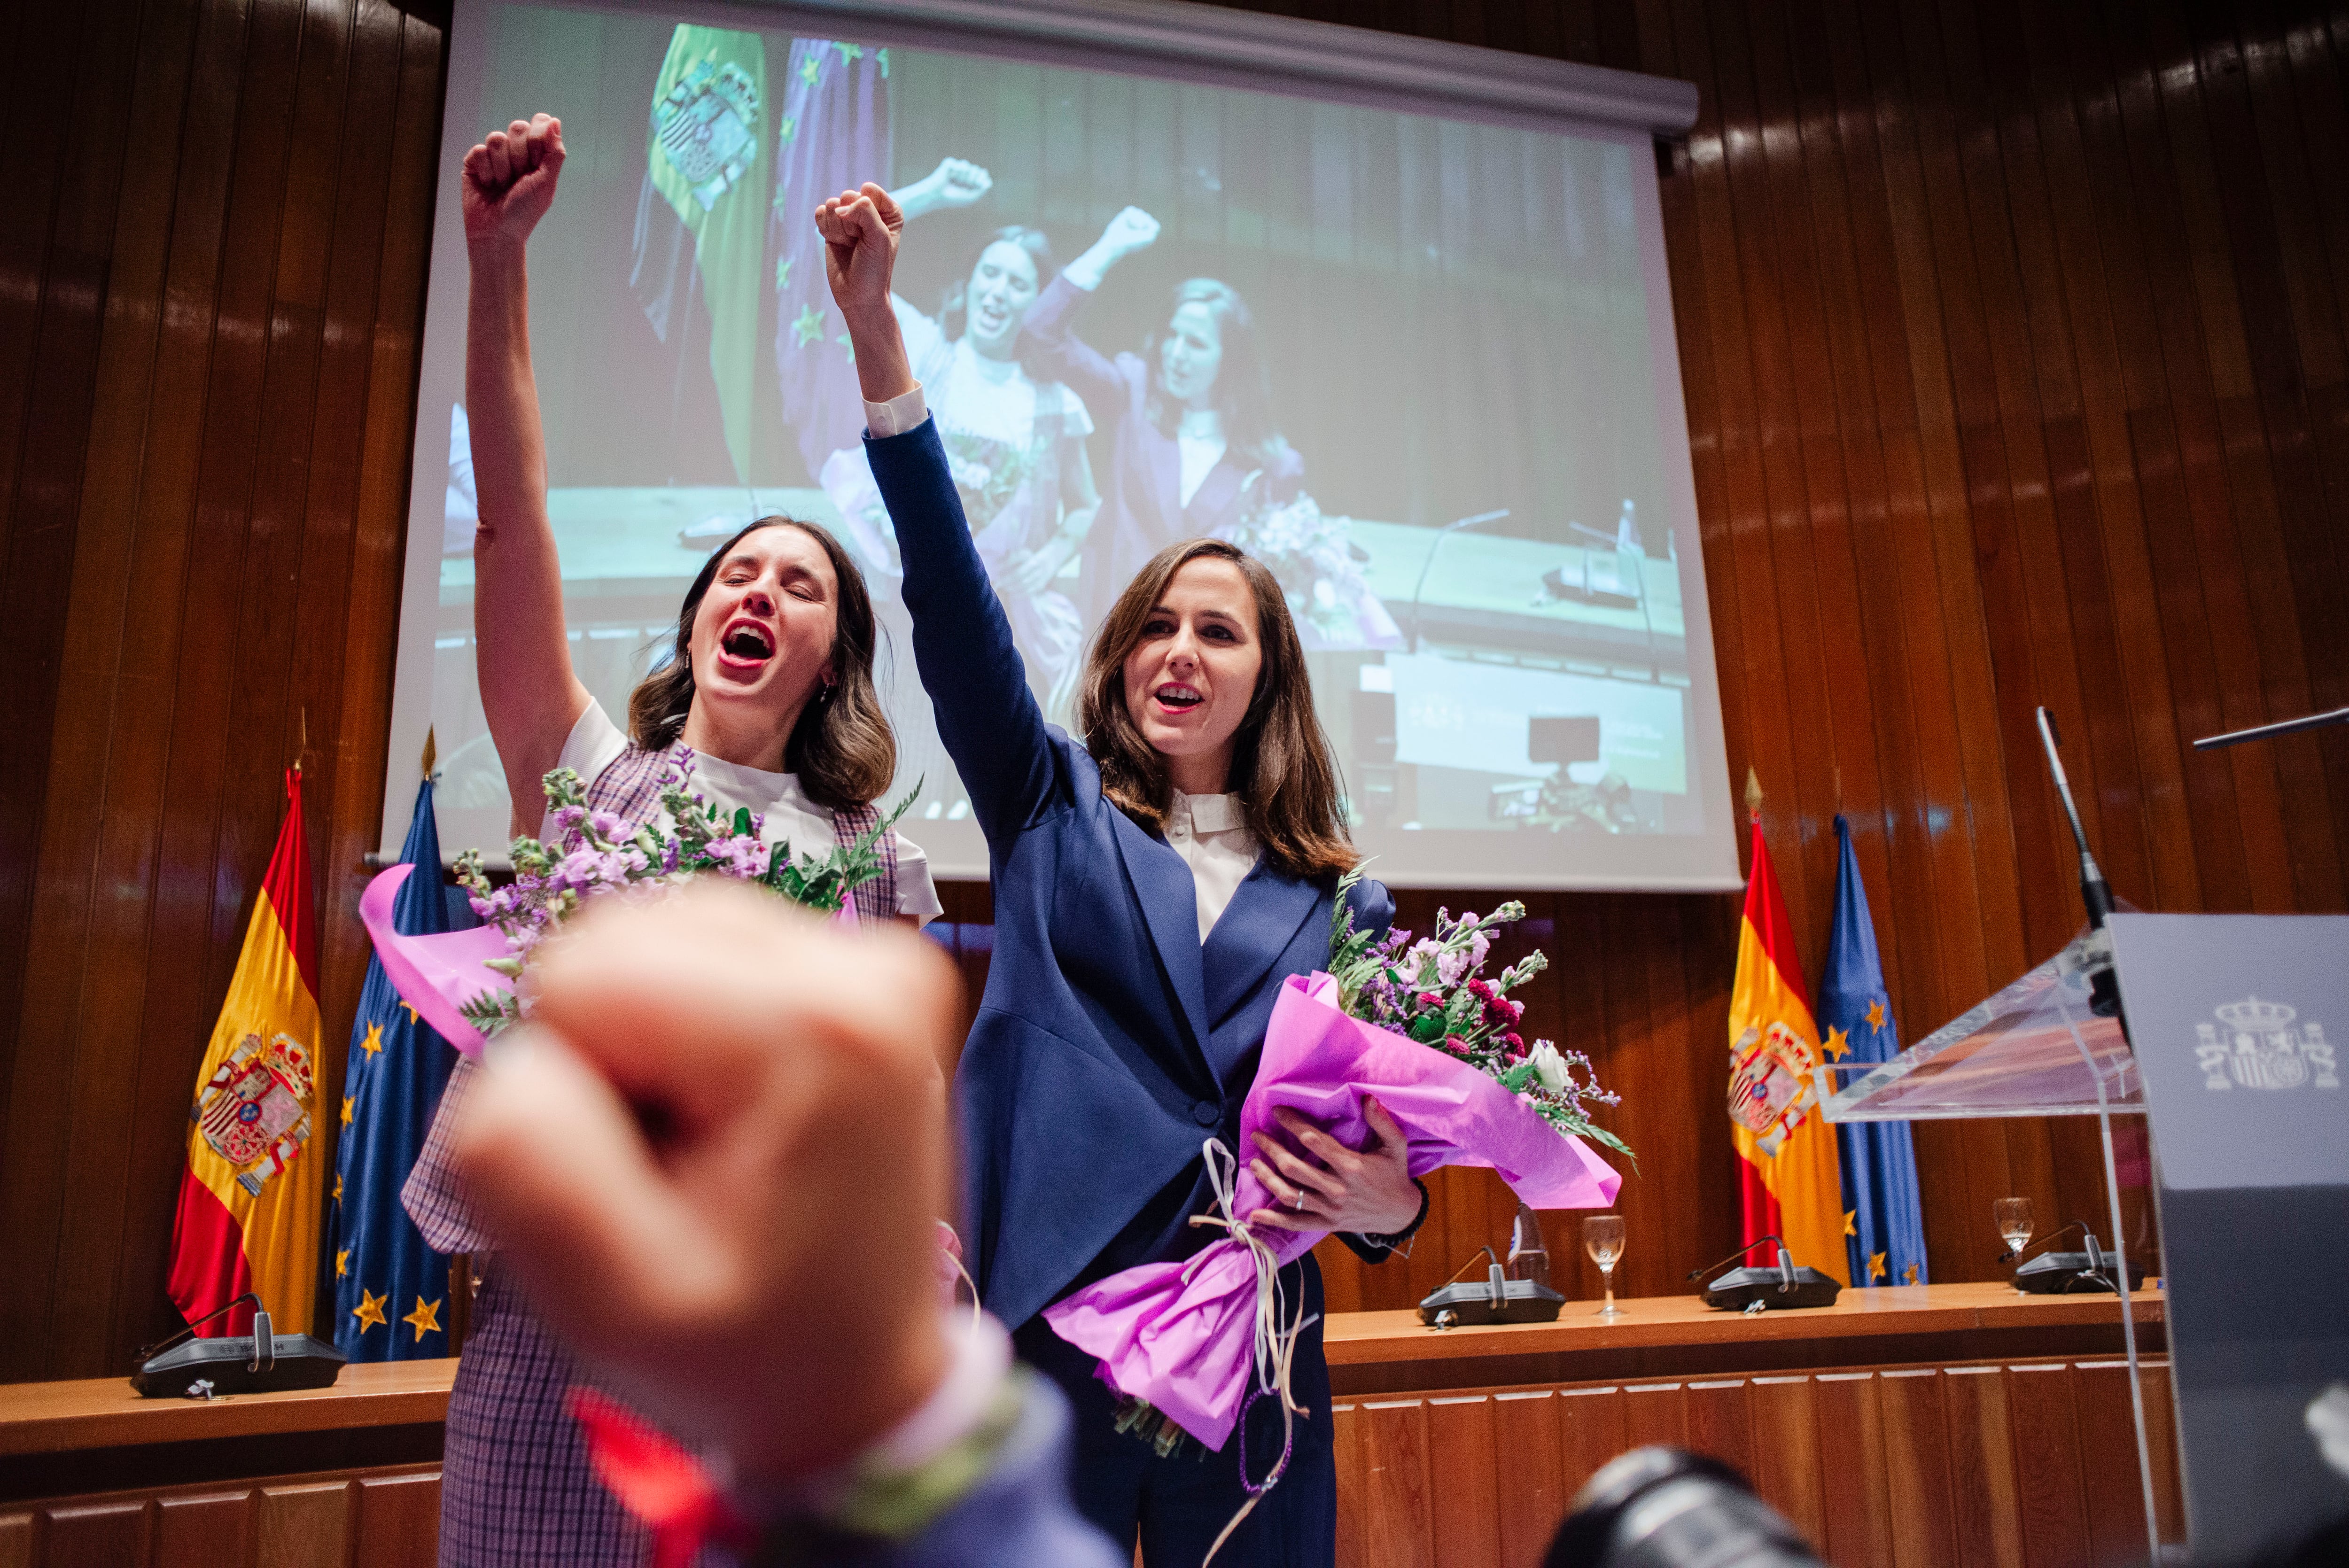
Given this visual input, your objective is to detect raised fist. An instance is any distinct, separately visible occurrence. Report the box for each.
[1097,205,1161,260]
[919,156,993,210]
[462,114,566,248]
[814,182,904,319]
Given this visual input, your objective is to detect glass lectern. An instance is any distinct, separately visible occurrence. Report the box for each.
[1820,928,2168,1564]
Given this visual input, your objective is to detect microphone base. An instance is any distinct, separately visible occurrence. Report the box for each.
[1698,1265,1841,1312]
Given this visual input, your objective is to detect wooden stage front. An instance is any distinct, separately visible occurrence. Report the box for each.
[0,1285,2178,1568]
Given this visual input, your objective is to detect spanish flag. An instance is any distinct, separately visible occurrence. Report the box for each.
[1726,813,1848,1284]
[167,768,324,1334]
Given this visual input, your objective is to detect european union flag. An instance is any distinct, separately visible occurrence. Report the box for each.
[330,777,474,1359]
[1820,815,1929,1286]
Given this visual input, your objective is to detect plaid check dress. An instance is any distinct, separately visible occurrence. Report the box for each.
[404,740,899,1567]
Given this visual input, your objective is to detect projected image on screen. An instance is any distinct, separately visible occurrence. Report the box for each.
[397,0,1737,888]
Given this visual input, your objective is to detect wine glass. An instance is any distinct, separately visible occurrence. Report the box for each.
[1584,1214,1626,1319]
[1994,1197,2034,1288]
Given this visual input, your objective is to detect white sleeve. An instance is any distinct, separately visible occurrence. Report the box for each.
[890,832,944,925]
[865,383,931,439]
[541,700,630,838]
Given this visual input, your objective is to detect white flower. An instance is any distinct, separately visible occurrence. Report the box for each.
[1528,1040,1571,1094]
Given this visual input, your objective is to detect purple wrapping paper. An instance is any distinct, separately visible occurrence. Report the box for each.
[358,862,866,1058]
[1043,973,1621,1452]
[358,863,509,1056]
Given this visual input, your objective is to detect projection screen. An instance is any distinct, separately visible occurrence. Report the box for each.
[381,0,1740,890]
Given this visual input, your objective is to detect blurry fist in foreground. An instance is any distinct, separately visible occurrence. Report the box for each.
[451,883,960,1487]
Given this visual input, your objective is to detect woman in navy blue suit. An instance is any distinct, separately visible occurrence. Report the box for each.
[817,184,1427,1565]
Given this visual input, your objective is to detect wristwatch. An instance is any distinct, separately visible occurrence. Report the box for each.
[1361,1177,1431,1254]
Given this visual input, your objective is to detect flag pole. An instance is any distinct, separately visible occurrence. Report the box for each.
[421,727,437,781]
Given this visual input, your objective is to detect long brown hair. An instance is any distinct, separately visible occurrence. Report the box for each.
[627,517,895,812]
[1143,279,1281,469]
[1078,538,1355,881]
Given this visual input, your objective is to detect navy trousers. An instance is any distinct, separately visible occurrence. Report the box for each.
[1014,1257,1337,1568]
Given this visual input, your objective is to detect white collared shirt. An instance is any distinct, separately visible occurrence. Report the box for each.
[1167,791,1258,942]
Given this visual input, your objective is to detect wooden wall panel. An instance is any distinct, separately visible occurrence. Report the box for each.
[3,0,2346,1381]
[1327,1357,2182,1568]
[0,1467,440,1568]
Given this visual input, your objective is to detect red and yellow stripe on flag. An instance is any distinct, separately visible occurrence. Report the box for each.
[1726,815,1849,1285]
[167,769,325,1335]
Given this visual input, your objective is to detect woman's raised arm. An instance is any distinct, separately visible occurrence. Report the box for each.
[817,185,1057,841]
[462,115,590,826]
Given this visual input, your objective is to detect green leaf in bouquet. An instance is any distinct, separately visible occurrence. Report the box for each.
[1408,1012,1445,1044]
[1500,1061,1534,1094]
[732,806,754,838]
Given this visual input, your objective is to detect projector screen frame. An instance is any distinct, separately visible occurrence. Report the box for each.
[381,0,1743,892]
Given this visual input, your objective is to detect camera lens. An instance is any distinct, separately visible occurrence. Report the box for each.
[1545,1448,1825,1568]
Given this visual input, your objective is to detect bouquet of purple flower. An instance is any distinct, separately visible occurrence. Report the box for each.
[1044,869,1627,1556]
[360,754,910,1049]
[1326,868,1632,1161]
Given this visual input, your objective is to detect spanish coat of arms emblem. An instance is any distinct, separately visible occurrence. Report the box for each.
[653,56,761,211]
[2194,997,2338,1093]
[1727,1019,1820,1156]
[192,1031,317,1195]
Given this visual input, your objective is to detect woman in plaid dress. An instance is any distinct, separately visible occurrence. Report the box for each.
[407,113,940,1567]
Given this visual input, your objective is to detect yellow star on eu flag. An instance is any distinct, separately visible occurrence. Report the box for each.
[361,1021,384,1057]
[336,1248,350,1278]
[800,54,820,85]
[1904,1263,1921,1286]
[1866,998,1888,1032]
[399,1001,421,1025]
[333,1175,343,1205]
[1868,1250,1888,1281]
[1843,1209,1858,1237]
[403,1296,444,1343]
[1822,1025,1851,1061]
[352,1288,388,1333]
[340,1095,354,1126]
[791,303,825,348]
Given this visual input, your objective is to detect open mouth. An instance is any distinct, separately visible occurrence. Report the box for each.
[1154,683,1204,714]
[719,620,774,664]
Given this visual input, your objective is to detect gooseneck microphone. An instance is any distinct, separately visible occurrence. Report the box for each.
[2034,707,2123,1021]
[1686,1235,1792,1287]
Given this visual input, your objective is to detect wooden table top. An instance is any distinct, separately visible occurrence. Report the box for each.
[1322,1281,2164,1366]
[0,1357,459,1456]
[0,1284,2162,1455]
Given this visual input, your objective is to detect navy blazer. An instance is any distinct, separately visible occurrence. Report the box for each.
[867,418,1395,1334]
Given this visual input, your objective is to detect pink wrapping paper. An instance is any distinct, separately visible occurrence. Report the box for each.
[358,863,510,1056]
[1043,972,1620,1452]
[359,862,866,1059]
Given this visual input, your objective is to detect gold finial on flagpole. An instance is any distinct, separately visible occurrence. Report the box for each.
[1744,766,1764,818]
[422,727,438,780]
[295,707,308,776]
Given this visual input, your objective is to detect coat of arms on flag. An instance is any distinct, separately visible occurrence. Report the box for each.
[653,54,761,210]
[1727,1017,1820,1157]
[194,1032,316,1193]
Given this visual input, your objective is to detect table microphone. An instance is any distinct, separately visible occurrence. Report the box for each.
[1687,1236,1839,1312]
[2002,1220,2145,1296]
